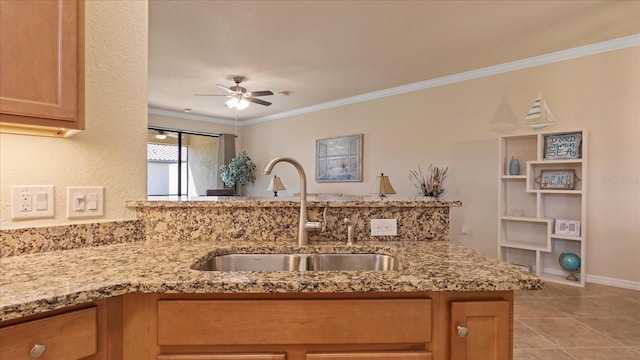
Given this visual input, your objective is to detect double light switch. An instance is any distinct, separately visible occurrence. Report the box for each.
[67,187,104,218]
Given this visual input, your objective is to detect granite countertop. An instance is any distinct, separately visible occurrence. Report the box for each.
[125,196,463,208]
[0,239,542,321]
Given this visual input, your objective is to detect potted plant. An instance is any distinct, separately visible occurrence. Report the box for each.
[220,151,256,194]
[408,164,448,197]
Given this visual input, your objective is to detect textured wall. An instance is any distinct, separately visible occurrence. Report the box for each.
[0,1,149,229]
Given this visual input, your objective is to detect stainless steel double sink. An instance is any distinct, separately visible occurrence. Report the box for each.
[192,253,402,272]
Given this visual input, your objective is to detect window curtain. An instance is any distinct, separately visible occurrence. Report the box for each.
[217,133,236,188]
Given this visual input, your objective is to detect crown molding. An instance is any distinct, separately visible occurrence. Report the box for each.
[151,34,640,126]
[148,107,237,126]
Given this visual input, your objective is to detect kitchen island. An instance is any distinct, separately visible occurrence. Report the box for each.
[1,198,542,359]
[0,239,542,360]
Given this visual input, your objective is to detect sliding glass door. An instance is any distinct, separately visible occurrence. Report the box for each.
[147,128,219,198]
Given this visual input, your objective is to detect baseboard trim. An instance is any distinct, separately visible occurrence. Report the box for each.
[543,268,639,290]
[586,274,640,291]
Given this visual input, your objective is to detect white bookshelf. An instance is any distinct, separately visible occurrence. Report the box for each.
[498,129,587,287]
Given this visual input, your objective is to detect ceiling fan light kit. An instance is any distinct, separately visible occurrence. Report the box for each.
[196,75,274,111]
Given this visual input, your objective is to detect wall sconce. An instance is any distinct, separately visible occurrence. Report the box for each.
[370,173,396,197]
[267,175,286,197]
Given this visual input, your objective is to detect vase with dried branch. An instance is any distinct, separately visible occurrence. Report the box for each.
[408,165,448,197]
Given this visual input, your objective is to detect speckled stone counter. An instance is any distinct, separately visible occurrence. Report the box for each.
[0,239,543,321]
[0,220,144,257]
[126,197,462,244]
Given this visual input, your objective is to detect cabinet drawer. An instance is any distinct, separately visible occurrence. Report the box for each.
[0,307,97,359]
[307,352,432,359]
[158,299,431,346]
[157,355,286,360]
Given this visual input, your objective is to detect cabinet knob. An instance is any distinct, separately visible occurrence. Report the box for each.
[30,344,46,358]
[457,325,469,338]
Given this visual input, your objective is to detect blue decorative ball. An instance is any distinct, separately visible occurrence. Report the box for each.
[559,252,581,272]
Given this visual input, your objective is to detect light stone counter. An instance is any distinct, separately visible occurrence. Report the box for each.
[0,239,543,321]
[126,197,462,243]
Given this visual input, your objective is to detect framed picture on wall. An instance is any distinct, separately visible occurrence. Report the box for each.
[316,134,363,182]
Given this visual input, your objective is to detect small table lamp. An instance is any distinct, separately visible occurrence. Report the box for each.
[370,173,396,197]
[267,175,286,197]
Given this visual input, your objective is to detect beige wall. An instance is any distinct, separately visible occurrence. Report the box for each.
[241,47,640,283]
[0,1,636,284]
[0,1,149,229]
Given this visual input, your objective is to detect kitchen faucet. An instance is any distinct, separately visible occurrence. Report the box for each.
[263,157,323,246]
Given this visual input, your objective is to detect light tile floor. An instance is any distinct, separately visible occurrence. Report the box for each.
[514,282,640,359]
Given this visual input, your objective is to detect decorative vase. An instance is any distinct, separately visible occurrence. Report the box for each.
[509,155,520,175]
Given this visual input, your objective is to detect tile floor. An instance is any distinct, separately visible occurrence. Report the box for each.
[514,282,640,359]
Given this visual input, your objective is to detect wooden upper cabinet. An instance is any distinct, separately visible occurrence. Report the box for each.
[0,0,84,137]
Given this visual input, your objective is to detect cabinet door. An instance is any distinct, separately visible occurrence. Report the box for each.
[306,352,432,360]
[0,0,84,131]
[450,301,511,360]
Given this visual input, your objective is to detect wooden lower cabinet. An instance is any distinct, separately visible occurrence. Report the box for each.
[0,291,512,360]
[306,352,432,359]
[0,305,103,360]
[157,355,286,360]
[119,291,512,360]
[450,300,511,360]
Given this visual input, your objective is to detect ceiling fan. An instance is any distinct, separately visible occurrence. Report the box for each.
[195,76,273,110]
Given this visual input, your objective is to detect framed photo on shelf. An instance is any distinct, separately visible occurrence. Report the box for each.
[544,132,582,160]
[555,219,581,236]
[316,134,363,182]
[538,169,578,190]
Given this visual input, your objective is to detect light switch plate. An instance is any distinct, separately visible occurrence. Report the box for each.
[371,219,398,236]
[11,185,55,219]
[67,186,104,218]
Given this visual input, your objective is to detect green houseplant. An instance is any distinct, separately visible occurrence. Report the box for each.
[408,164,448,197]
[220,151,256,191]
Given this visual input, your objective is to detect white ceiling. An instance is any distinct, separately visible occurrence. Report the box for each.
[148,1,639,122]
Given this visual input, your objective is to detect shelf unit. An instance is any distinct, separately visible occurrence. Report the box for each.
[498,129,587,287]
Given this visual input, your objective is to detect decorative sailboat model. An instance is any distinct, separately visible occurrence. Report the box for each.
[525,94,556,130]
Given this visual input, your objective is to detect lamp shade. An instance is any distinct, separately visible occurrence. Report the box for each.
[370,173,396,197]
[267,176,286,196]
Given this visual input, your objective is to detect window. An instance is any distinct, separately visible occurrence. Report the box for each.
[147,128,219,198]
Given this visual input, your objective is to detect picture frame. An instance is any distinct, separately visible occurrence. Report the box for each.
[316,134,363,182]
[538,169,578,190]
[555,219,581,236]
[544,132,582,160]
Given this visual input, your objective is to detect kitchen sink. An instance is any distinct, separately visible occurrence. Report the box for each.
[193,254,303,271]
[305,254,402,271]
[193,253,402,272]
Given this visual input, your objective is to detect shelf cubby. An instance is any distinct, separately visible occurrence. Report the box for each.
[498,129,587,287]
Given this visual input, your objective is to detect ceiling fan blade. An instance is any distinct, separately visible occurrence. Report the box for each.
[248,90,273,97]
[194,94,229,96]
[246,97,272,106]
[216,84,233,94]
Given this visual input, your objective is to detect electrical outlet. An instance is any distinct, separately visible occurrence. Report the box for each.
[19,192,32,212]
[371,219,397,236]
[11,185,55,219]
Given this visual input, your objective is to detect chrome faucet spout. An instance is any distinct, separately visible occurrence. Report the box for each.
[263,157,321,246]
